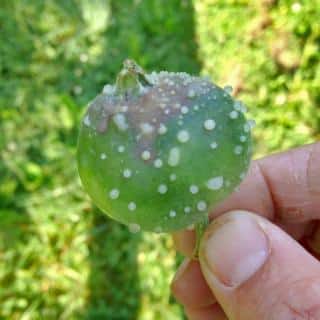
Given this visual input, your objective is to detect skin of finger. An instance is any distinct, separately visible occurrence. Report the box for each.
[257,142,320,224]
[173,142,320,257]
[305,222,320,257]
[171,259,216,308]
[199,211,320,320]
[275,220,312,241]
[184,304,227,320]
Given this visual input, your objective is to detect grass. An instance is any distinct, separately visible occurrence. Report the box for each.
[0,0,319,319]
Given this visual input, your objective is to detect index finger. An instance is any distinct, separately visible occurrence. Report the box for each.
[173,142,320,256]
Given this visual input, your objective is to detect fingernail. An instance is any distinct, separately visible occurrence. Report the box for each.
[172,258,191,283]
[201,213,270,288]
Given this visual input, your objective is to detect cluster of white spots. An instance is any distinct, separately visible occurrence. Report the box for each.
[229,110,239,119]
[169,173,177,181]
[168,147,180,167]
[109,189,119,199]
[184,206,191,213]
[164,108,170,115]
[158,123,167,135]
[190,185,199,194]
[154,158,163,168]
[193,105,199,111]
[141,150,151,160]
[207,176,224,190]
[118,145,125,153]
[113,113,128,131]
[83,114,91,127]
[129,223,141,233]
[170,90,176,95]
[139,85,149,95]
[145,72,157,84]
[174,103,181,109]
[240,135,247,142]
[177,130,190,143]
[181,106,189,114]
[165,79,175,86]
[169,210,177,218]
[223,85,233,94]
[158,184,168,194]
[100,153,107,160]
[210,141,218,149]
[123,168,132,178]
[128,202,136,211]
[204,119,216,131]
[140,122,154,135]
[102,84,115,95]
[147,71,196,87]
[187,89,196,98]
[197,201,207,211]
[234,145,243,155]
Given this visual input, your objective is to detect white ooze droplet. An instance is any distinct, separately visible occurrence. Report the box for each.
[197,201,207,211]
[189,185,199,194]
[177,130,190,143]
[207,176,224,190]
[123,169,132,178]
[141,150,151,160]
[128,202,136,211]
[168,147,180,167]
[109,189,119,199]
[158,184,168,194]
[204,119,216,131]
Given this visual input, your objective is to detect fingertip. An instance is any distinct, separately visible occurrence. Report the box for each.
[171,259,216,308]
[184,304,227,320]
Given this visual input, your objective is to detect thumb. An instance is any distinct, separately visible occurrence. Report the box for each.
[199,210,320,320]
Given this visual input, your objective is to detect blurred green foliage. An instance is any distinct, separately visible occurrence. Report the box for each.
[196,0,320,156]
[0,0,319,319]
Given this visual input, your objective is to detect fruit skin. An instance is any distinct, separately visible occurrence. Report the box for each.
[77,60,252,233]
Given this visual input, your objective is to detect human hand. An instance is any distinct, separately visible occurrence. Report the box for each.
[171,142,320,320]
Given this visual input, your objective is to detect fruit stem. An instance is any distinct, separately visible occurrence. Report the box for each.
[115,59,152,97]
[192,215,210,259]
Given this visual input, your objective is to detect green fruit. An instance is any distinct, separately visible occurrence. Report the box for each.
[77,60,253,234]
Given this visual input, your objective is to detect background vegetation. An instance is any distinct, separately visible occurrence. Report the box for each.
[0,0,319,319]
